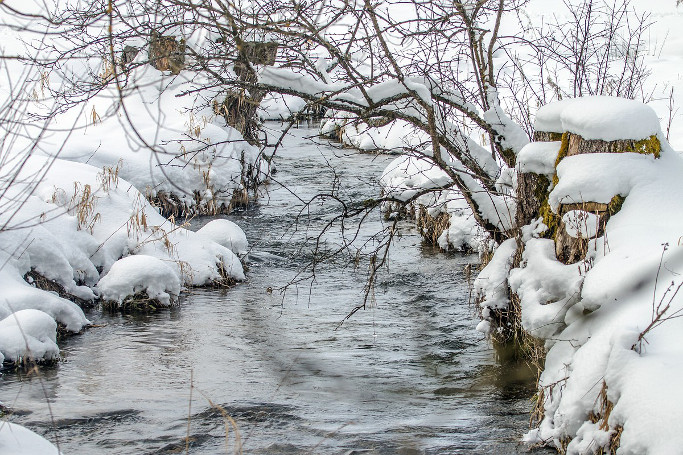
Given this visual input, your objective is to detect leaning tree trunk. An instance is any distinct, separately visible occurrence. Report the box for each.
[215,41,278,145]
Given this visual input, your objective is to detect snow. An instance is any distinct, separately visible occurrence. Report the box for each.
[380,155,451,202]
[97,255,181,306]
[0,6,254,364]
[516,141,561,178]
[30,67,261,215]
[0,310,59,364]
[197,219,249,256]
[0,151,245,359]
[549,150,657,212]
[484,88,530,154]
[259,93,307,120]
[436,195,488,252]
[535,97,661,141]
[474,238,517,312]
[534,99,579,134]
[563,97,661,141]
[508,96,683,453]
[0,422,59,455]
[508,238,583,340]
[379,155,489,252]
[0,259,89,334]
[321,112,428,153]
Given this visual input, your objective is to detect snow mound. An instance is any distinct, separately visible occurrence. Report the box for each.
[197,219,249,256]
[474,238,517,311]
[549,152,657,212]
[534,99,577,133]
[508,238,583,339]
[0,265,89,333]
[0,310,59,364]
[516,141,561,177]
[259,93,307,120]
[437,194,488,252]
[97,255,181,306]
[380,155,451,201]
[321,112,429,153]
[0,422,59,455]
[535,96,661,141]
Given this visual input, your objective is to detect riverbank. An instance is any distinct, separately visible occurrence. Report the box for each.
[1,125,553,453]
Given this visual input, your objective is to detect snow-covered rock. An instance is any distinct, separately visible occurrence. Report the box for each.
[0,310,59,364]
[97,255,181,306]
[197,219,249,256]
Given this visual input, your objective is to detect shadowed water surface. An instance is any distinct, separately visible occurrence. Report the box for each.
[1,124,551,454]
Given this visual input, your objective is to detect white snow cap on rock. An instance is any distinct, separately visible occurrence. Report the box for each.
[197,219,249,256]
[0,309,59,364]
[535,96,661,141]
[97,255,182,306]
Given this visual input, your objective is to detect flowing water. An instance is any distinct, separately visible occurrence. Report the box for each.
[1,125,551,454]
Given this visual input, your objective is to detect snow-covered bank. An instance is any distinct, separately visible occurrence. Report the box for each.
[0,0,268,365]
[379,154,490,252]
[476,96,683,454]
[0,153,246,361]
[29,65,267,218]
[320,111,427,153]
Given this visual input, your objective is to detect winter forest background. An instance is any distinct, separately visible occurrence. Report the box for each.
[1,0,683,453]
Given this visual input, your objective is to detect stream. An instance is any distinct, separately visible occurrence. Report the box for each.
[1,124,550,454]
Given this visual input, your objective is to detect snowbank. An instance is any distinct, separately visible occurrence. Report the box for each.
[481,96,683,453]
[516,141,561,178]
[380,155,488,252]
[30,66,263,216]
[0,12,256,362]
[0,153,244,360]
[474,238,517,313]
[259,93,307,120]
[321,111,428,153]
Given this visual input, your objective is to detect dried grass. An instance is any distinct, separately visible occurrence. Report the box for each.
[101,291,175,313]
